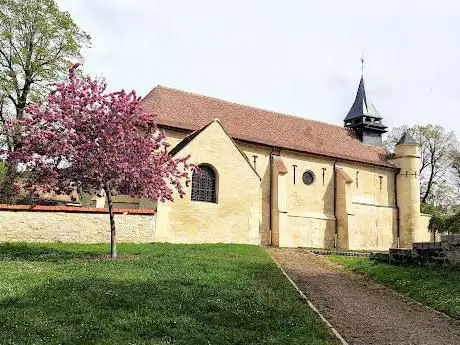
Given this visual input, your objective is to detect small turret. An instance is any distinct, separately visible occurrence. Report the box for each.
[396,132,417,145]
[393,132,421,247]
[344,76,387,146]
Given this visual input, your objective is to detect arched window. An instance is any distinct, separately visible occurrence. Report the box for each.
[191,165,217,203]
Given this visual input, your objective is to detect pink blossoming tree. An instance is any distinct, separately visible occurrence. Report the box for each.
[10,65,193,258]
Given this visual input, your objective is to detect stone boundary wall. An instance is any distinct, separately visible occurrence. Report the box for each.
[441,234,460,264]
[0,205,156,243]
[0,204,156,214]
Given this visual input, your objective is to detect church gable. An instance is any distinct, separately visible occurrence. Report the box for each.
[170,119,261,180]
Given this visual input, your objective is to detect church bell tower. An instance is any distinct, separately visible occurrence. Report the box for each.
[344,74,387,146]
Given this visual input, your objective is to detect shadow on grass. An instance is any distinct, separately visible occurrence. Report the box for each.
[0,243,100,262]
[0,275,329,345]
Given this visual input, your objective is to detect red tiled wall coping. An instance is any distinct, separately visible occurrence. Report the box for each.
[0,204,156,215]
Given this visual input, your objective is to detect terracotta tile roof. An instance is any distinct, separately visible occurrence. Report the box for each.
[141,86,394,168]
[336,167,354,183]
[272,156,288,175]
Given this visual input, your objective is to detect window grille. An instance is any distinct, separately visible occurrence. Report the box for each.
[302,170,315,185]
[191,165,217,203]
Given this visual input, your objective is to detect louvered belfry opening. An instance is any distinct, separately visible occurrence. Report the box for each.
[191,165,217,203]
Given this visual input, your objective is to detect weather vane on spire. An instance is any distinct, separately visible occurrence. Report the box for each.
[361,54,364,76]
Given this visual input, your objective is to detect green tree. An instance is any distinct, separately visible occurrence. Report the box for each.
[0,0,90,199]
[428,212,447,242]
[385,124,459,205]
[427,208,460,241]
[446,212,460,234]
[453,150,460,185]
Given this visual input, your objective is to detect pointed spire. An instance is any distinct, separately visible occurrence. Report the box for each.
[397,132,417,145]
[343,62,387,146]
[344,76,382,121]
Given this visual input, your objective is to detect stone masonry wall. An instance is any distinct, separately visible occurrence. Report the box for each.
[441,234,460,264]
[0,205,156,243]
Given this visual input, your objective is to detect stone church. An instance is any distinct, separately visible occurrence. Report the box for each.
[140,76,430,250]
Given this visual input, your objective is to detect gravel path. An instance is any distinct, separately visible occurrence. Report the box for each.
[268,248,460,345]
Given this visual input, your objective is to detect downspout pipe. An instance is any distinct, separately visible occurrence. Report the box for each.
[268,148,275,246]
[394,169,401,248]
[333,160,338,248]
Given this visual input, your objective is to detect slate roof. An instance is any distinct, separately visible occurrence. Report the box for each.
[344,77,383,121]
[397,132,417,145]
[141,86,395,168]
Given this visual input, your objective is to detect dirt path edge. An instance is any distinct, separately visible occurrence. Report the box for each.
[268,248,460,345]
[271,256,349,345]
[315,251,456,322]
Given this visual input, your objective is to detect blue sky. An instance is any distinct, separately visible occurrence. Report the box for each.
[58,0,460,136]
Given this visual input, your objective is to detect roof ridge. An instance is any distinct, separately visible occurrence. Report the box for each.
[153,85,349,131]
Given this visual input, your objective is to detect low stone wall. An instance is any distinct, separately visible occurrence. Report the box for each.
[441,234,460,264]
[0,205,156,243]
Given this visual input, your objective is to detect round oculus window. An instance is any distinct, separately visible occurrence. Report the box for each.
[302,170,315,185]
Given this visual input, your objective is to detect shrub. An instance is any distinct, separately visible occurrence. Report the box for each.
[428,211,460,236]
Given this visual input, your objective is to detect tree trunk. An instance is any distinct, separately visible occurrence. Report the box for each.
[104,185,117,258]
[0,163,17,203]
[0,99,28,202]
[422,163,436,203]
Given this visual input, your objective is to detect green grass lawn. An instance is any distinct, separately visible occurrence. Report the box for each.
[328,255,460,319]
[0,243,338,345]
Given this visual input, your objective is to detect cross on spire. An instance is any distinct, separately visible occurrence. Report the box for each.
[361,54,364,76]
